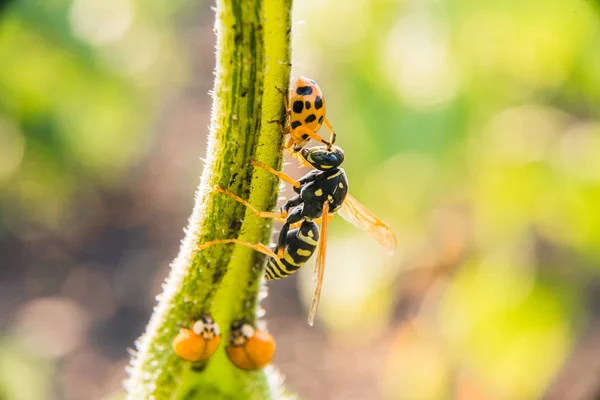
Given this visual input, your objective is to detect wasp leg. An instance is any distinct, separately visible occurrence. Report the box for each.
[281,195,303,214]
[198,238,279,260]
[280,143,314,169]
[285,145,315,168]
[215,186,287,222]
[250,160,302,189]
[322,117,336,148]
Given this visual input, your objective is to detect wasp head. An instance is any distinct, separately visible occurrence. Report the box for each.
[301,145,344,170]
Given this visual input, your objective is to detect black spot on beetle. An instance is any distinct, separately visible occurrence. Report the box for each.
[305,114,316,123]
[292,100,304,114]
[302,133,309,140]
[296,86,313,95]
[291,121,302,129]
[314,96,323,109]
[318,115,324,124]
[305,101,311,110]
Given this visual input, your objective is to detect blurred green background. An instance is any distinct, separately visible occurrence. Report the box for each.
[1,0,600,399]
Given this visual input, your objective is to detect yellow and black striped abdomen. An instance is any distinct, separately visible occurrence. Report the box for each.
[264,220,320,280]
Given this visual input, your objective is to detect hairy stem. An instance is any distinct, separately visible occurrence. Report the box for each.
[124,0,292,398]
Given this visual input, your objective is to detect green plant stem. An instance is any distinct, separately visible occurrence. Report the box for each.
[124,0,292,398]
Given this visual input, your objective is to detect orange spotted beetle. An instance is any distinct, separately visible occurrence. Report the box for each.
[225,322,276,370]
[172,315,221,362]
[280,77,337,152]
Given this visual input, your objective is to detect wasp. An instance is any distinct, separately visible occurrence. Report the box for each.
[198,146,396,325]
[275,77,337,166]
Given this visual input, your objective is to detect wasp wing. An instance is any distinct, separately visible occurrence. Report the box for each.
[338,193,397,254]
[308,201,329,326]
